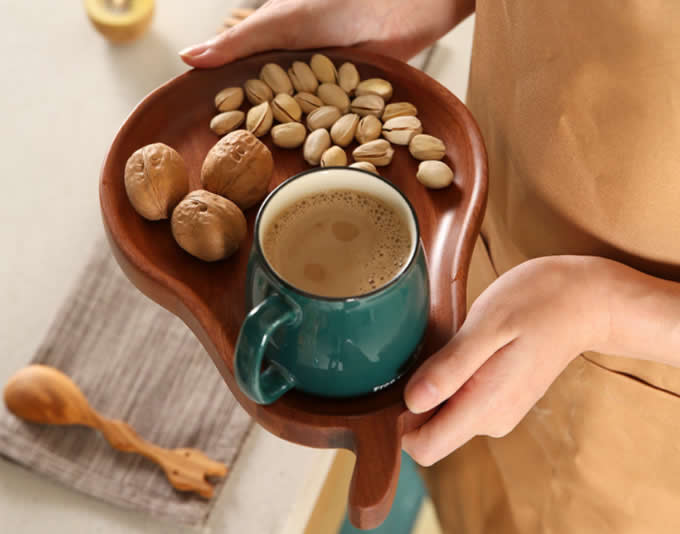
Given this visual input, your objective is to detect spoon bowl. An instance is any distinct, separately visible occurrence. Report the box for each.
[3,365,94,426]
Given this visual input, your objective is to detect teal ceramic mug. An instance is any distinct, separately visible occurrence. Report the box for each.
[234,167,429,404]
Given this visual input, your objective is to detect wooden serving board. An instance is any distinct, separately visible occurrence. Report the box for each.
[99,48,487,529]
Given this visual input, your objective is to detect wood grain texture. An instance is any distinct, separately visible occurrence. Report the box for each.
[99,48,487,529]
[93,420,227,499]
[3,365,228,498]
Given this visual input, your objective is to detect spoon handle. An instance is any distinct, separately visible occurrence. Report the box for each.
[89,414,228,498]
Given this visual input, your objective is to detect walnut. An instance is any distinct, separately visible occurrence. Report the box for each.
[124,143,189,220]
[200,130,273,210]
[171,190,247,262]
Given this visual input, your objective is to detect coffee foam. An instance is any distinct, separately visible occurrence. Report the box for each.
[261,189,412,297]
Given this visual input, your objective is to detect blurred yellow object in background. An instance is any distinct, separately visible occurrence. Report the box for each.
[84,0,154,43]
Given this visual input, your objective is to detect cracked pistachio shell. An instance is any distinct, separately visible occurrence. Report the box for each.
[246,101,274,137]
[210,110,245,136]
[303,128,331,165]
[352,139,394,167]
[349,161,378,174]
[416,160,454,189]
[338,62,360,94]
[306,105,342,131]
[381,116,423,145]
[317,83,350,114]
[355,78,393,102]
[320,145,348,167]
[355,115,382,144]
[271,93,302,123]
[351,94,385,117]
[214,87,244,111]
[409,134,446,161]
[330,113,360,147]
[310,53,338,83]
[244,79,273,105]
[382,102,418,122]
[294,92,324,114]
[288,61,318,93]
[259,63,294,95]
[271,122,307,149]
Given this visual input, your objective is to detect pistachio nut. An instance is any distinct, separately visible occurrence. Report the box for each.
[288,61,318,93]
[349,161,378,174]
[382,102,418,122]
[381,116,423,145]
[409,134,446,160]
[330,113,360,147]
[338,62,360,94]
[246,101,273,137]
[416,160,454,189]
[214,87,244,112]
[355,115,382,144]
[259,63,294,95]
[310,53,338,83]
[210,110,245,135]
[317,83,350,114]
[351,94,385,117]
[306,105,342,131]
[355,78,393,102]
[271,93,302,123]
[320,145,348,167]
[244,79,273,105]
[294,92,324,114]
[303,128,331,165]
[352,139,394,167]
[271,122,307,149]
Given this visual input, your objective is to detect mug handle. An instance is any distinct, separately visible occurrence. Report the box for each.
[234,294,299,404]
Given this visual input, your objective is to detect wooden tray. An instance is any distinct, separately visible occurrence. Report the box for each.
[99,48,487,529]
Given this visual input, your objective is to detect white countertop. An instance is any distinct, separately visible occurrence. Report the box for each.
[0,2,472,532]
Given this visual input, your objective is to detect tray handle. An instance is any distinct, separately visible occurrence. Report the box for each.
[346,414,402,529]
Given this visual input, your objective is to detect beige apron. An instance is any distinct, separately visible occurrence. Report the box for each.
[424,2,680,533]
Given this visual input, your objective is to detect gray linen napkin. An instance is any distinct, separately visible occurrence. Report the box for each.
[0,241,253,527]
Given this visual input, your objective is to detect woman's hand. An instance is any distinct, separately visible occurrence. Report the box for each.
[179,0,474,68]
[402,255,612,466]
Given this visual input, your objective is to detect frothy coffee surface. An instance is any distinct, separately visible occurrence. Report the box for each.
[261,189,412,297]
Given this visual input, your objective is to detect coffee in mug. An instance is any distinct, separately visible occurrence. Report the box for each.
[261,189,412,298]
[235,167,429,403]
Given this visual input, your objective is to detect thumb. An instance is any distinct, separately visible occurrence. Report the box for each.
[403,318,514,414]
[180,7,299,68]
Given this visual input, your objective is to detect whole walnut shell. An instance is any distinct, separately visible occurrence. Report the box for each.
[201,129,274,209]
[124,143,188,220]
[171,189,247,262]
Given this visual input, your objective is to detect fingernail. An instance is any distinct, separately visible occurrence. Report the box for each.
[179,43,209,58]
[405,377,439,414]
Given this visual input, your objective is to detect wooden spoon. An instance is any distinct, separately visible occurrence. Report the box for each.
[3,365,227,498]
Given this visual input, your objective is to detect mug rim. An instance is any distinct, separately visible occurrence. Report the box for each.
[254,166,422,302]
